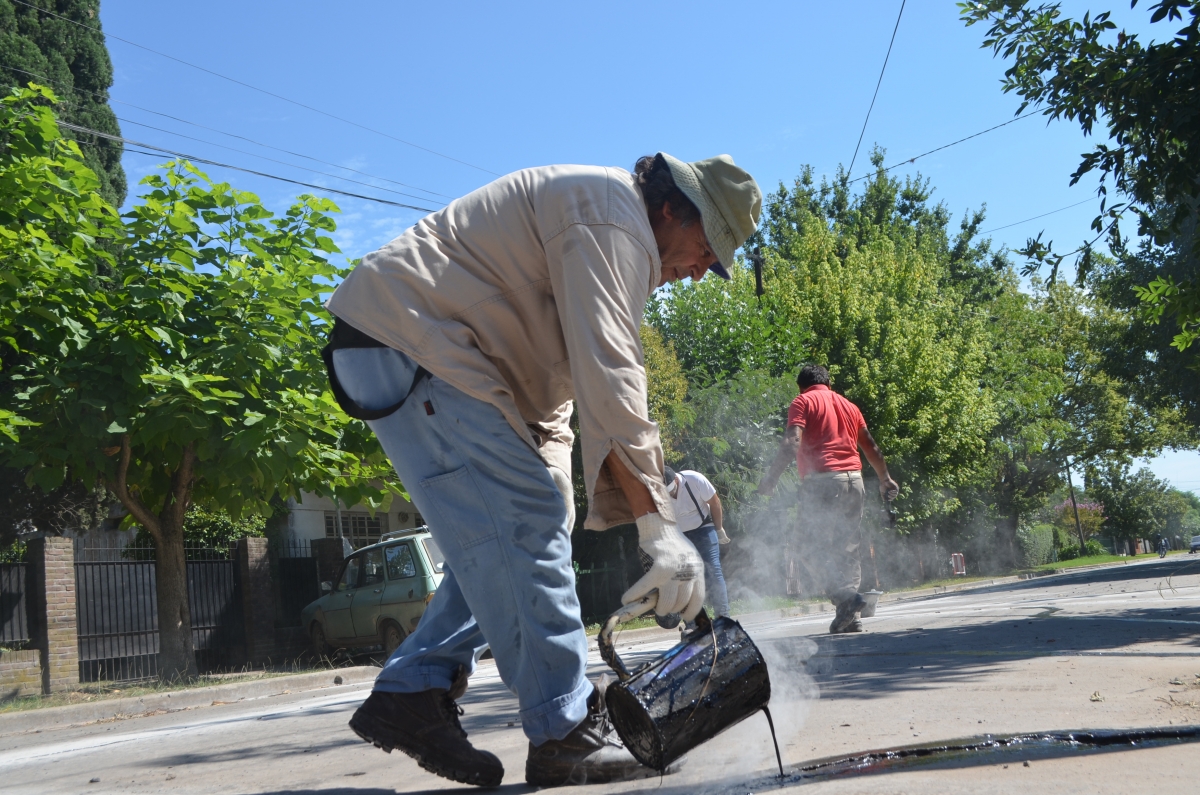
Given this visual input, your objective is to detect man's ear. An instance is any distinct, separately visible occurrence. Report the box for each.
[660,200,677,224]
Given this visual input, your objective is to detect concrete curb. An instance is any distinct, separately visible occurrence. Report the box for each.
[0,665,380,737]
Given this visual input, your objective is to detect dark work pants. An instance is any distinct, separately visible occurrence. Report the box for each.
[797,471,866,607]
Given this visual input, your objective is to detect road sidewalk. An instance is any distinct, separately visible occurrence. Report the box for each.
[0,556,1154,738]
[0,666,380,737]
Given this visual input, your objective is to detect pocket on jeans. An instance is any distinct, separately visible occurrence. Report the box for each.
[419,466,499,551]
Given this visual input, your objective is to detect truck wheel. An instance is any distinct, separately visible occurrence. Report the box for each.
[381,620,406,656]
[311,622,330,656]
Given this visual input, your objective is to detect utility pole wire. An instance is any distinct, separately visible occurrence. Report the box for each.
[115,115,445,205]
[11,0,500,177]
[6,66,451,199]
[847,0,906,179]
[847,110,1039,184]
[64,122,438,213]
[979,198,1094,235]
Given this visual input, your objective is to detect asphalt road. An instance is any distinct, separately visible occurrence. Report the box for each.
[3,554,1199,794]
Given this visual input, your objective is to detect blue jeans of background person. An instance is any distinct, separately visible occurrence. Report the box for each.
[331,347,590,746]
[684,524,730,617]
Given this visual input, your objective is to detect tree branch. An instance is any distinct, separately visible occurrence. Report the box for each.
[159,443,196,535]
[105,433,161,543]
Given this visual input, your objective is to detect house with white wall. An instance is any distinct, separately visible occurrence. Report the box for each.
[284,491,424,550]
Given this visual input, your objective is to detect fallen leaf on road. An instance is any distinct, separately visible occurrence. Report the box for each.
[1090,692,1104,702]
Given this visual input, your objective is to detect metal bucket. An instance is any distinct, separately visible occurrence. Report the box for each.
[597,599,776,772]
[859,589,883,618]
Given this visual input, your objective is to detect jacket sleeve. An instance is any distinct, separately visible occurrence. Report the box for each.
[545,222,674,530]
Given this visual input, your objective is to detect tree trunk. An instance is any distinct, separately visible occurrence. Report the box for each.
[107,436,198,682]
[994,510,1021,572]
[155,517,196,681]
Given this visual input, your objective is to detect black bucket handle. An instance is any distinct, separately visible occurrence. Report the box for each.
[596,595,659,681]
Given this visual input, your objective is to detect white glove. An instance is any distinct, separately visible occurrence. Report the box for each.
[622,513,705,620]
[716,527,731,545]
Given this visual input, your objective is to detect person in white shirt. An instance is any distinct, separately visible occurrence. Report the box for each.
[663,467,731,618]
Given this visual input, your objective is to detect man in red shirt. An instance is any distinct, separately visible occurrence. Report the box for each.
[757,364,899,633]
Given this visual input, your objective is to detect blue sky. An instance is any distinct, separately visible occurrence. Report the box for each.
[95,1,1196,492]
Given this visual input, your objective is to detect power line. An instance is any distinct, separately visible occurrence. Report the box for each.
[114,114,444,205]
[847,0,906,178]
[11,0,500,177]
[847,111,1039,184]
[979,199,1094,235]
[62,122,438,212]
[6,65,452,200]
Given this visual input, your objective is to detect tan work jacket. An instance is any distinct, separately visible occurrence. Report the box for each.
[326,164,673,529]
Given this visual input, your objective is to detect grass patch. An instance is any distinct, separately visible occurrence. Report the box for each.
[1032,553,1139,572]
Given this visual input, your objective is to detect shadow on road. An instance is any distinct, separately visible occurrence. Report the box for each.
[762,556,1200,701]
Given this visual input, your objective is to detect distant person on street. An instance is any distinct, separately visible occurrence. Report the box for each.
[756,364,898,634]
[664,466,731,620]
[323,153,761,787]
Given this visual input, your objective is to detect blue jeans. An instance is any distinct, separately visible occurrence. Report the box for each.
[684,524,730,617]
[332,347,590,746]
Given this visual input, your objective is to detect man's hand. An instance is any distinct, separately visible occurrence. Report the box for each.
[879,475,899,502]
[758,425,800,499]
[623,512,705,619]
[716,526,732,545]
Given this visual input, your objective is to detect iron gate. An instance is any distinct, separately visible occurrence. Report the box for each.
[75,545,246,682]
[575,562,627,624]
[0,561,29,647]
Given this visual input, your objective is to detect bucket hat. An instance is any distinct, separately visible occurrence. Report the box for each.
[660,153,762,279]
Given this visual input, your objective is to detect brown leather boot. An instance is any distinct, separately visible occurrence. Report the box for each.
[349,682,503,787]
[525,686,677,787]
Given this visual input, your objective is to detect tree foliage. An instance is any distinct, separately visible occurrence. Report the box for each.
[650,154,1001,531]
[0,0,125,206]
[0,87,396,678]
[961,0,1200,348]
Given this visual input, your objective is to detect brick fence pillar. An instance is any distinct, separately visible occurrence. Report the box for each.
[27,537,78,694]
[237,537,276,664]
[312,538,346,587]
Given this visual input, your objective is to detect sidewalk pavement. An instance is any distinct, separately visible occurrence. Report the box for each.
[0,666,380,737]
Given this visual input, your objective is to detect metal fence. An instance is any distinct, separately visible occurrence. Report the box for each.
[75,544,246,682]
[575,562,627,624]
[0,563,29,647]
[274,539,317,628]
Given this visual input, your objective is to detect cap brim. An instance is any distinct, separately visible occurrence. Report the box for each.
[660,153,738,271]
[708,262,731,280]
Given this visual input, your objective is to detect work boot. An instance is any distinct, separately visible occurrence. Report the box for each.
[829,593,866,634]
[526,686,673,786]
[349,683,503,787]
[830,618,863,634]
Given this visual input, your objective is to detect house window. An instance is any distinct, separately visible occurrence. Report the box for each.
[324,511,388,548]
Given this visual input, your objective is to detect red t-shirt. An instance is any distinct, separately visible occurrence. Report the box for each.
[787,385,866,478]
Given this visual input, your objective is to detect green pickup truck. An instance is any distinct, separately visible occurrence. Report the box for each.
[301,527,445,656]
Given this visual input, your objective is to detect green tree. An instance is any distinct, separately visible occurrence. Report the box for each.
[1086,461,1174,543]
[967,278,1184,566]
[651,156,1001,530]
[0,89,397,679]
[961,0,1200,349]
[0,0,125,206]
[640,324,690,459]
